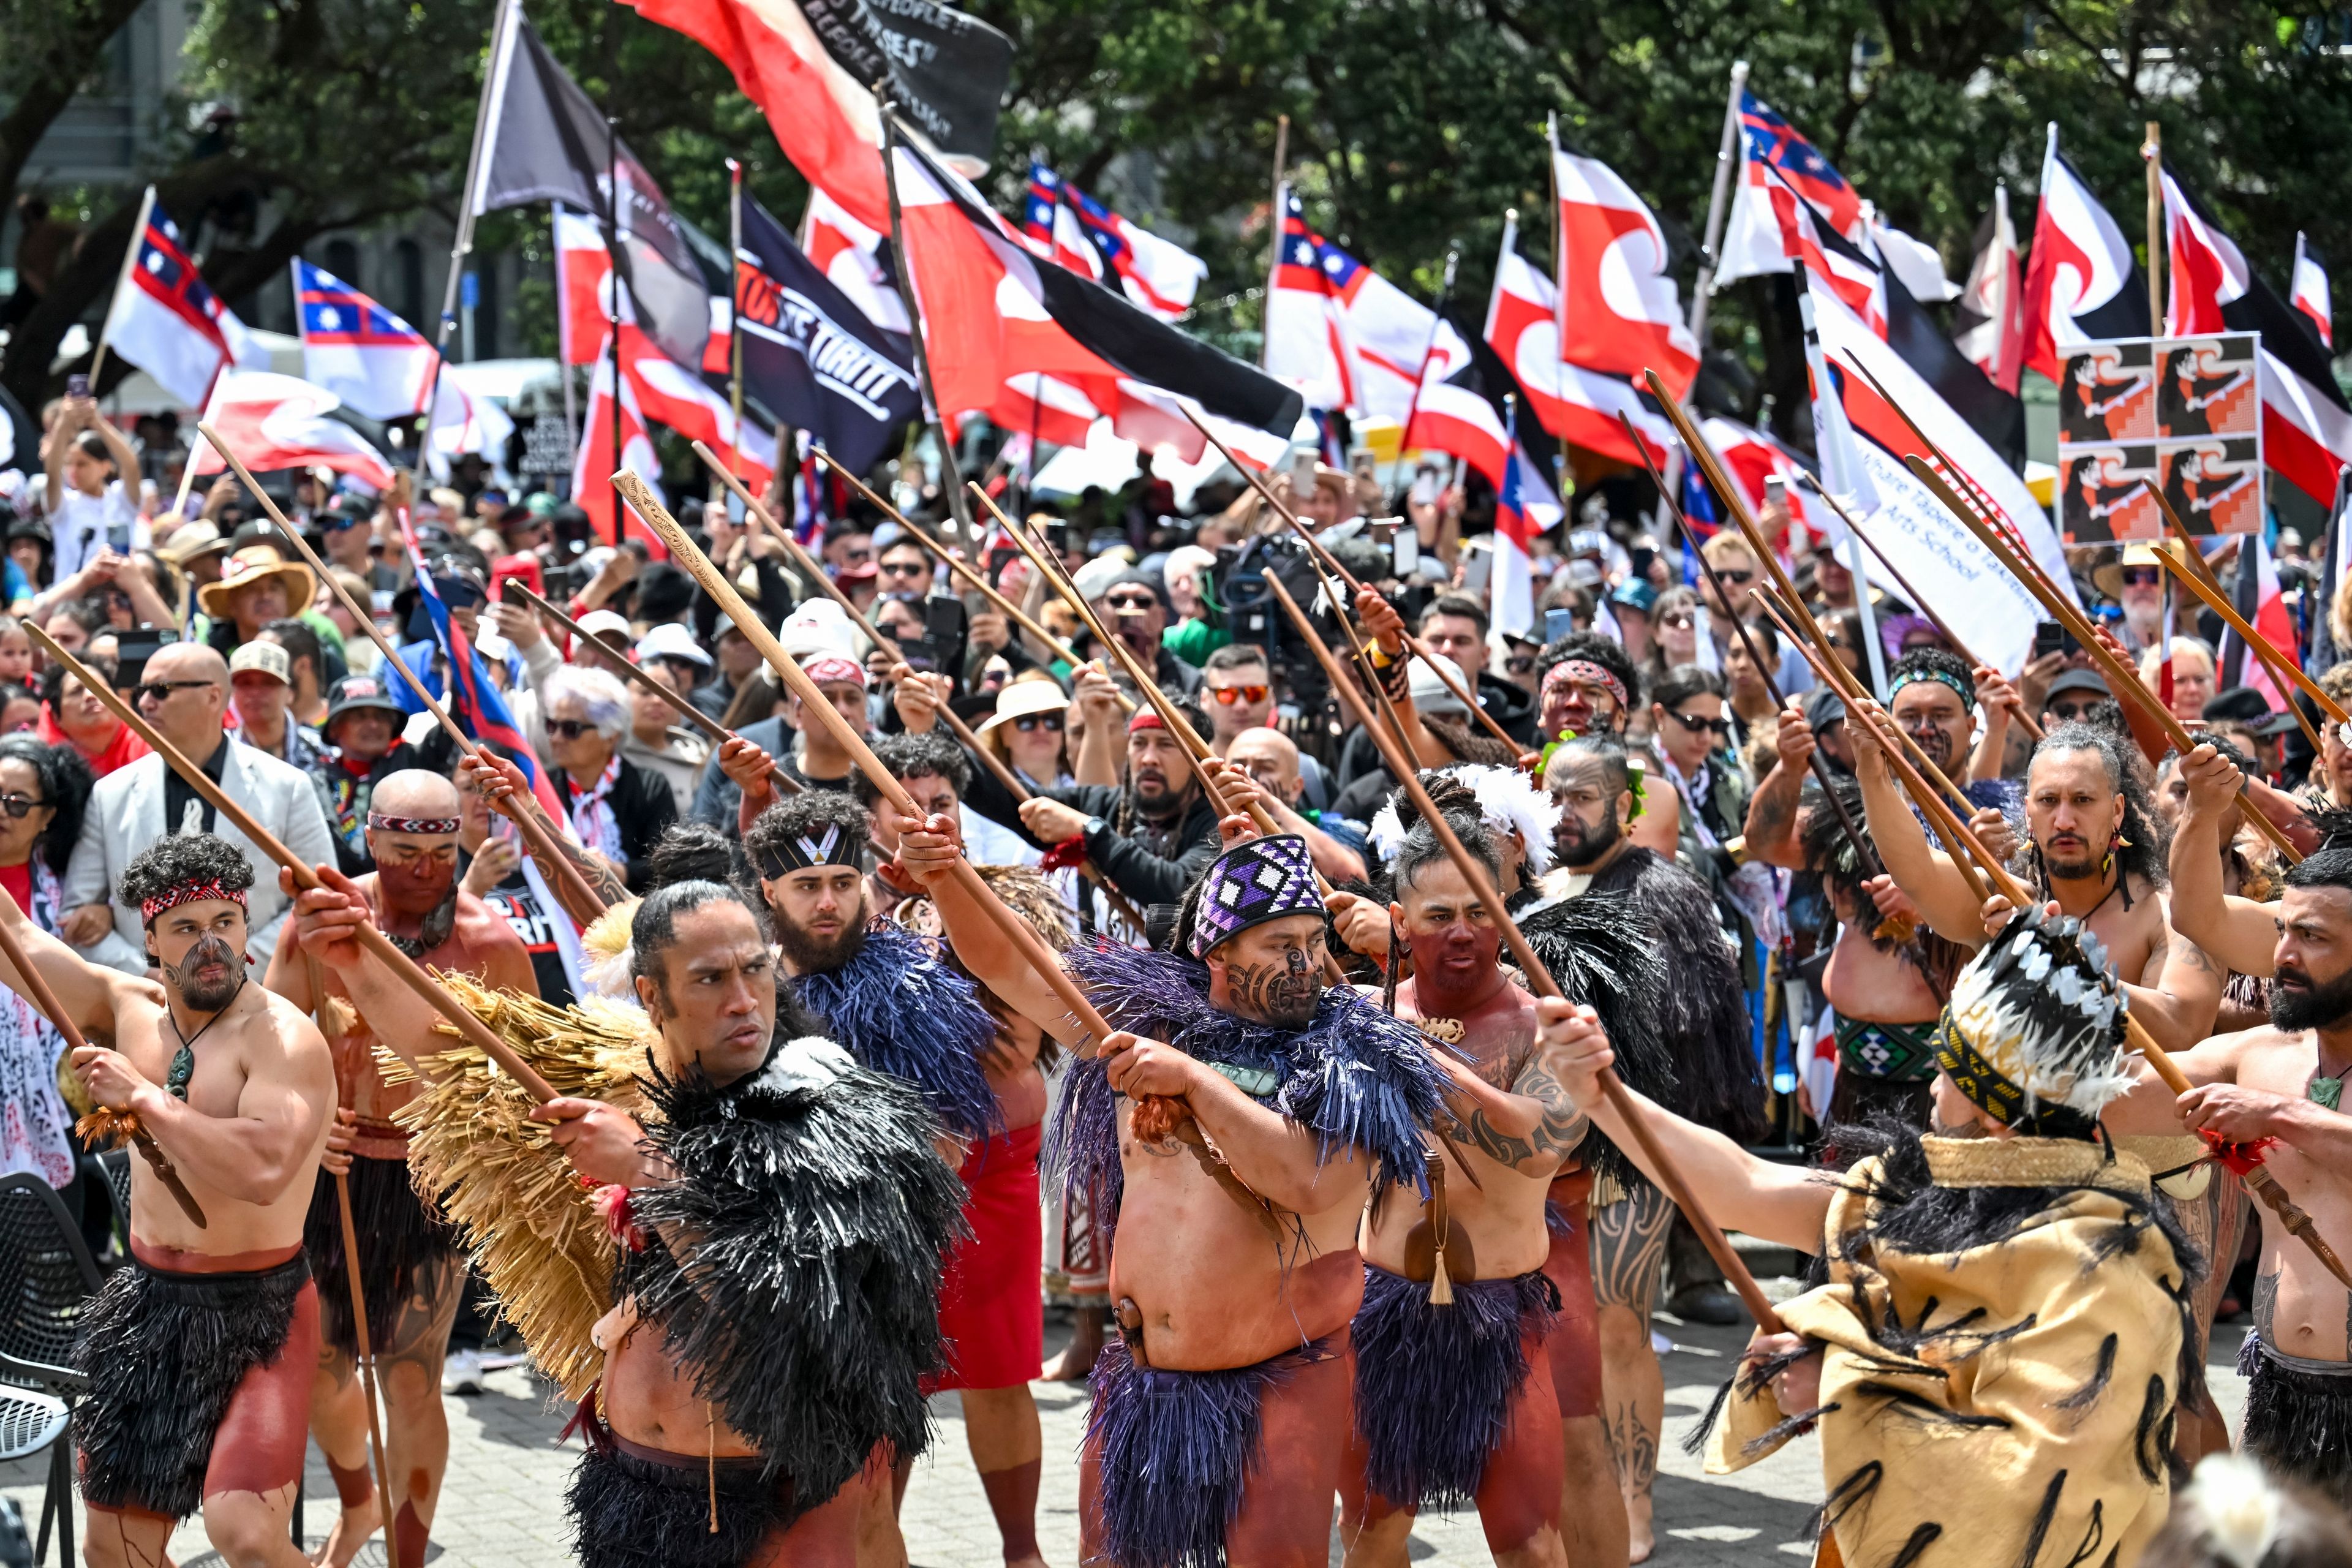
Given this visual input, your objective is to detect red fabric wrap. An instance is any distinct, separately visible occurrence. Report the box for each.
[925,1120,1044,1393]
[1038,835,1091,873]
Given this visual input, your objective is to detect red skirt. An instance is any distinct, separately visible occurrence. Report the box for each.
[925,1120,1044,1393]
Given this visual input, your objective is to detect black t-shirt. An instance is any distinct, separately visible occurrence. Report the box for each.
[465,853,575,1008]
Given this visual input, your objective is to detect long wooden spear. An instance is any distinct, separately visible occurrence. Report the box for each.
[1180,408,1526,757]
[26,625,564,1106]
[1264,569,1783,1332]
[1762,603,2352,1291]
[612,472,1125,1063]
[502,581,802,797]
[195,423,611,920]
[1901,454,2302,865]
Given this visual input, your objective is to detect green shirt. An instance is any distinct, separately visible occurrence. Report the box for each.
[1163,617,1229,666]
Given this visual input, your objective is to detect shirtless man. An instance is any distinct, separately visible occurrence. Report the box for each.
[2103,833,2352,1506]
[290,873,960,1566]
[1341,817,1581,1568]
[0,834,335,1568]
[895,819,1442,1568]
[264,771,538,1568]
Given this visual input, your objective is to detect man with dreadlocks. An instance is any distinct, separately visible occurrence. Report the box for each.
[895,809,1443,1568]
[288,871,963,1567]
[0,833,336,1568]
[263,769,538,1568]
[1011,703,1222,912]
[741,786,1057,1568]
[1339,795,1665,1568]
[1546,904,2198,1566]
[1515,732,1762,1561]
[1743,648,2018,1133]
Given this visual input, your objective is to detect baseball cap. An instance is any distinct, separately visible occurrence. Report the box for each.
[634,622,713,670]
[2044,668,2111,704]
[1801,686,1847,734]
[2204,685,2299,736]
[576,609,633,647]
[228,641,291,685]
[325,674,405,723]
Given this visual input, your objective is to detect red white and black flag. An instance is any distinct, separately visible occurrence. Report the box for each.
[2021,123,2150,381]
[1548,123,1700,401]
[2292,232,2334,351]
[2162,169,2352,508]
[1953,183,2027,394]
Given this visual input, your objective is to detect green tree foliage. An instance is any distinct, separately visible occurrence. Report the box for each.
[6,0,2345,445]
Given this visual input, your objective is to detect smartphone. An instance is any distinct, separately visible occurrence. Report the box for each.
[902,596,970,690]
[66,374,89,399]
[1393,529,1419,576]
[1545,606,1577,645]
[1765,474,1787,504]
[2032,621,2064,660]
[1291,450,1318,494]
[1459,541,1493,597]
[1044,519,1071,557]
[490,552,544,605]
[1348,445,1377,483]
[1410,466,1441,508]
[113,629,181,693]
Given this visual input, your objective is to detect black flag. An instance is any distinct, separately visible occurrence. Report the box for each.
[736,196,921,475]
[467,9,715,371]
[796,0,1012,168]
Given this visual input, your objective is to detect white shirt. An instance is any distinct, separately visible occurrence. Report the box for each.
[47,481,147,582]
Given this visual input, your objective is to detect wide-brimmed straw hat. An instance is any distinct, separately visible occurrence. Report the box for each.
[975,677,1071,734]
[196,545,315,620]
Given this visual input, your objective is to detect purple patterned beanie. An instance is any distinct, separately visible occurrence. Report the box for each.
[1189,834,1324,958]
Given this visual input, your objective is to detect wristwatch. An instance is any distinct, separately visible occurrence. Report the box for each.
[1083,815,1109,842]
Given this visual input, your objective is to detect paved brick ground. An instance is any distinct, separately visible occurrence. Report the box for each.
[0,1294,2255,1567]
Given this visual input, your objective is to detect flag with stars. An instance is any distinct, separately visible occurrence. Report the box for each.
[291,259,438,420]
[98,190,268,407]
[1264,185,1474,421]
[1716,90,1866,285]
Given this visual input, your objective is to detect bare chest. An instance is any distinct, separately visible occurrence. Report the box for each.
[111,1008,250,1119]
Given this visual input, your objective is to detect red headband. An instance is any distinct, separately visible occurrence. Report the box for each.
[140,879,249,925]
[1127,710,1166,735]
[1542,658,1629,708]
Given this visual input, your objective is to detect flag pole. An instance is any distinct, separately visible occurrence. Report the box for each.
[2143,120,2165,337]
[875,97,975,541]
[414,0,515,483]
[604,113,625,543]
[87,184,156,390]
[1259,116,1288,370]
[1686,59,1749,347]
[727,157,745,492]
[554,208,579,477]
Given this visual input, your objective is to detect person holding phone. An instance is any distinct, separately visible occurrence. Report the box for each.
[40,393,146,586]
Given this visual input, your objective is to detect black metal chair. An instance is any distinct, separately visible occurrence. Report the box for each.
[0,1174,104,1567]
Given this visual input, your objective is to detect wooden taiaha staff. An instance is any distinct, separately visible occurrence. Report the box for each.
[304,950,402,1568]
[1179,408,1526,758]
[1901,454,2305,866]
[807,450,1101,677]
[1790,473,2045,745]
[195,424,612,919]
[26,625,565,1106]
[0,908,206,1227]
[1264,569,1784,1331]
[1617,410,1885,880]
[612,472,1126,1063]
[1761,600,2352,1289]
[690,453,1148,935]
[2143,481,2343,741]
[501,581,802,797]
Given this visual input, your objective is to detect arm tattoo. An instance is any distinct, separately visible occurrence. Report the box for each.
[1449,1049,1590,1169]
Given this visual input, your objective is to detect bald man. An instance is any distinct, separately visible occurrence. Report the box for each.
[1225,727,1368,883]
[266,771,538,1568]
[61,641,340,973]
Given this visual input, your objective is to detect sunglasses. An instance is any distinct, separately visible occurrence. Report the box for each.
[1714,568,1755,585]
[2047,700,2100,722]
[1665,707,1732,736]
[1659,612,1695,630]
[0,793,48,819]
[1012,713,1065,734]
[1104,595,1158,613]
[1504,656,1537,676]
[1207,684,1269,705]
[878,560,927,578]
[546,719,600,740]
[2120,567,2162,587]
[134,679,214,704]
[323,513,364,532]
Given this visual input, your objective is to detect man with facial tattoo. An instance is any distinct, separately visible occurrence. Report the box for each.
[894,815,1444,1568]
[0,833,336,1568]
[740,789,1053,1568]
[263,768,538,1568]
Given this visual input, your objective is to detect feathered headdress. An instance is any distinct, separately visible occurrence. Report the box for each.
[1369,764,1564,877]
[1933,904,2135,1137]
[580,897,640,1000]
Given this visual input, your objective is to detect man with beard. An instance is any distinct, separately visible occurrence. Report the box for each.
[1016,707,1221,908]
[894,818,1444,1568]
[741,790,1049,1568]
[1521,734,1763,1562]
[288,872,963,1567]
[0,833,336,1568]
[1540,907,2196,1567]
[1342,813,1658,1568]
[2101,842,2352,1507]
[263,769,538,1568]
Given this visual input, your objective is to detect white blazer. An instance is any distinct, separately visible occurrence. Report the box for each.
[62,737,341,974]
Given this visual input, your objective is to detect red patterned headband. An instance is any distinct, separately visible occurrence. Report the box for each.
[1542,658,1629,708]
[368,813,461,835]
[140,879,249,925]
